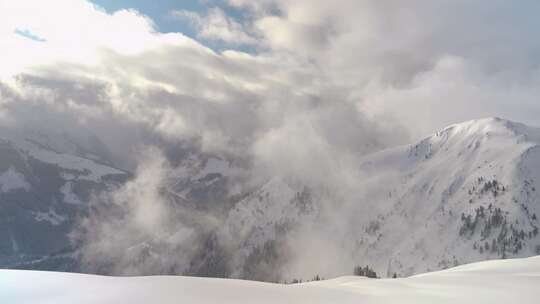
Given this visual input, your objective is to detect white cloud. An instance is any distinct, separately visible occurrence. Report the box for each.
[0,0,208,78]
[2,0,539,193]
[3,0,540,279]
[241,0,540,136]
[3,0,540,144]
[171,7,258,46]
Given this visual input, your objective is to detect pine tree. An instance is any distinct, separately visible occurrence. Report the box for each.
[491,239,497,253]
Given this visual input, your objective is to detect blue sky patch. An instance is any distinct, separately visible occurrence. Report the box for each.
[14,28,46,42]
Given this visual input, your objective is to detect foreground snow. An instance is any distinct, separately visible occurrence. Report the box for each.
[2,256,540,303]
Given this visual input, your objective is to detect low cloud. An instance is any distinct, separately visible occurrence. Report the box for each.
[2,0,540,280]
[74,148,218,275]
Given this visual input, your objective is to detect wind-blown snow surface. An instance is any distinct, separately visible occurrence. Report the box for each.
[2,256,540,304]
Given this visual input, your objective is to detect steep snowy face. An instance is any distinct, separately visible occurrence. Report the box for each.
[0,130,127,270]
[217,178,320,281]
[207,118,540,280]
[344,117,540,276]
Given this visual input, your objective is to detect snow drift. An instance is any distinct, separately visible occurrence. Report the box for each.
[2,255,540,303]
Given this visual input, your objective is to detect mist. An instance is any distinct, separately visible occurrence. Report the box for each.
[2,0,540,281]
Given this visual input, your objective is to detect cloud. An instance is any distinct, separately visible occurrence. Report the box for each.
[225,0,540,135]
[0,0,407,167]
[171,8,258,46]
[3,0,540,280]
[0,0,206,79]
[74,148,204,275]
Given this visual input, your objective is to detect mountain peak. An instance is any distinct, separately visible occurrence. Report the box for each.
[441,117,516,137]
[426,117,540,149]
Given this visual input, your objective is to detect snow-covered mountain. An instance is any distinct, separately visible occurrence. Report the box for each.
[2,117,540,281]
[3,255,540,304]
[351,117,540,275]
[0,129,127,270]
[211,117,540,279]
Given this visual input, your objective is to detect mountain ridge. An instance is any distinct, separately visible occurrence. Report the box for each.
[2,117,540,281]
[213,117,540,279]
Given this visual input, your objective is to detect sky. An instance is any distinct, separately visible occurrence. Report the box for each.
[1,0,540,185]
[90,0,252,51]
[3,0,540,280]
[2,1,540,143]
[91,0,207,33]
[1,0,540,191]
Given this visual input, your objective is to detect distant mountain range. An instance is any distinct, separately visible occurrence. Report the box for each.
[2,117,540,281]
[0,129,127,270]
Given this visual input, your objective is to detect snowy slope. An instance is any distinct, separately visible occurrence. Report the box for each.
[348,117,540,276]
[3,117,540,282]
[2,255,540,304]
[0,130,128,270]
[214,117,540,279]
